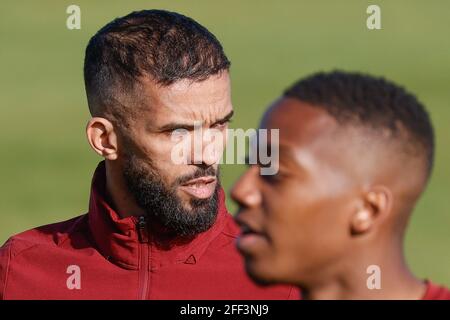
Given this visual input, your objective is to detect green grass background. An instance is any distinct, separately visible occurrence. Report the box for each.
[0,1,449,285]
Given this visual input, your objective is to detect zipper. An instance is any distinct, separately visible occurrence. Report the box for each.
[137,215,149,300]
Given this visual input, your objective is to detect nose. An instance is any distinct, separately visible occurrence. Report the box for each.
[231,166,262,209]
[192,127,225,167]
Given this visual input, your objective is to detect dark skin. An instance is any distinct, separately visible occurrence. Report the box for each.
[232,97,428,299]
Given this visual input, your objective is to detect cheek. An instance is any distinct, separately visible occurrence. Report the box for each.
[261,183,304,236]
[130,136,189,184]
[289,197,351,276]
[257,188,304,266]
[129,132,172,161]
[262,185,350,276]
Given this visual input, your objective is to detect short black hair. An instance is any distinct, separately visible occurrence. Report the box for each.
[284,70,435,176]
[84,9,230,118]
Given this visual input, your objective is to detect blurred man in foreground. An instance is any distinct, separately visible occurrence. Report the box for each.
[232,71,450,299]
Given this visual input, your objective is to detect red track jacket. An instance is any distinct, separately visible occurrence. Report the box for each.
[0,162,299,300]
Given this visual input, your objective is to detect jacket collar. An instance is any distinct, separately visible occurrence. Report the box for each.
[88,162,229,270]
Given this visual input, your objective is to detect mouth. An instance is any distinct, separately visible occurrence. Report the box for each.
[178,176,217,200]
[235,215,269,253]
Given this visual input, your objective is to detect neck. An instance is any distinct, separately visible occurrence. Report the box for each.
[105,160,145,218]
[301,240,426,300]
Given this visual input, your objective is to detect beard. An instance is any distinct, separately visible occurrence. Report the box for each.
[122,154,220,238]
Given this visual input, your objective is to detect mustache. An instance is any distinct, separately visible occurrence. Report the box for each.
[175,166,219,185]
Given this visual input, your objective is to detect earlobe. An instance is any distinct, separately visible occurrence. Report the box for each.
[351,207,373,234]
[86,117,118,160]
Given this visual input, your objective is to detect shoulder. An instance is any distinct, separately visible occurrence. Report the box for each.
[220,210,241,238]
[206,211,240,252]
[422,281,450,300]
[0,215,89,299]
[0,214,88,261]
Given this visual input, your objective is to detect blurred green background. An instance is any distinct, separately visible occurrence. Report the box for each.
[0,1,449,285]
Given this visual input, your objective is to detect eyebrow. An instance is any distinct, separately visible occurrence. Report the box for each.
[245,144,299,168]
[158,110,234,132]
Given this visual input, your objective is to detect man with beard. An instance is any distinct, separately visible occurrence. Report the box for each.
[0,10,297,299]
[232,71,450,300]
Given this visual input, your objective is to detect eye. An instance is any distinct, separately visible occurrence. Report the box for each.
[244,155,283,183]
[259,161,286,184]
[213,119,231,130]
[261,171,283,184]
[172,128,189,134]
[170,128,189,139]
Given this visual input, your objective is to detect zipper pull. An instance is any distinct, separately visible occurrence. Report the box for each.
[137,215,149,243]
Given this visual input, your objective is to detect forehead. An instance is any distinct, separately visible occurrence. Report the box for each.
[259,98,361,185]
[139,72,232,124]
[260,98,339,152]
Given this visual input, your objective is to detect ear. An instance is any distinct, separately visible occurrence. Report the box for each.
[350,186,393,235]
[86,117,118,160]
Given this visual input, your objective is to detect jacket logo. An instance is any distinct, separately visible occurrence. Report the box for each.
[66,265,81,290]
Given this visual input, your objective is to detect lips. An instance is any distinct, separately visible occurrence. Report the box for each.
[179,176,217,199]
[235,214,268,252]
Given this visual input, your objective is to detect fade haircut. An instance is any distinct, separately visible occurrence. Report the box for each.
[84,9,230,122]
[284,70,435,177]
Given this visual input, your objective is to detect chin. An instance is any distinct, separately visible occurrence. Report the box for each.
[244,257,282,286]
[174,192,196,209]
